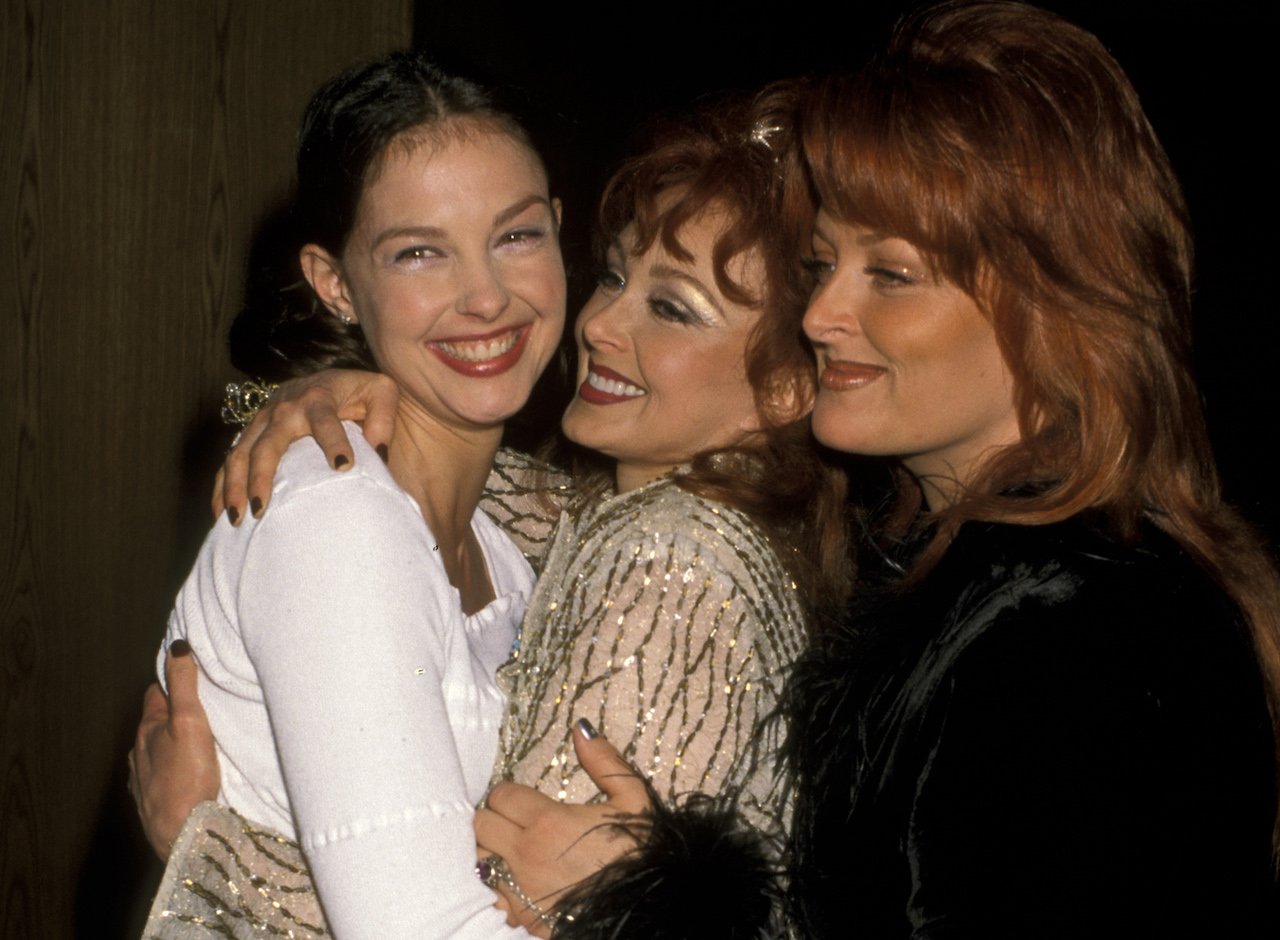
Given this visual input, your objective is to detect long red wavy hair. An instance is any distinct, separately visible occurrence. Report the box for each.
[801,0,1280,841]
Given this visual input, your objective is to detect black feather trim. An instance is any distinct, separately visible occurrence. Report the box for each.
[551,792,785,940]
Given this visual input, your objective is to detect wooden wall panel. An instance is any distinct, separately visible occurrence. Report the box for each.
[0,2,412,935]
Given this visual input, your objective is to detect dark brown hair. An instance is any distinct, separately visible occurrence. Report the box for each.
[803,0,1280,828]
[231,51,542,381]
[593,84,851,606]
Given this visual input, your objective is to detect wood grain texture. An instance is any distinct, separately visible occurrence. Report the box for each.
[0,2,411,936]
[2,1,48,936]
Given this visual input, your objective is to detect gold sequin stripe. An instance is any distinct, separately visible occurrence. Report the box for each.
[501,534,696,791]
[169,854,326,936]
[541,533,776,762]
[199,827,322,910]
[152,810,327,939]
[494,481,803,829]
[633,560,734,783]
[478,450,573,572]
[498,527,768,792]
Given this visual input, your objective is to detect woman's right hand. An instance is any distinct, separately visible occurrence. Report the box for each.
[128,642,220,860]
[475,722,649,933]
[215,370,400,524]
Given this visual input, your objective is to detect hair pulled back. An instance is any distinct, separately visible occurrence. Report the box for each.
[231,51,540,381]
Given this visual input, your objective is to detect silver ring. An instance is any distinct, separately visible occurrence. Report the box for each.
[474,853,561,930]
[475,853,504,889]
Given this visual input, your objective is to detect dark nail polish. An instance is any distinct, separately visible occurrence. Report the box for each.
[376,443,389,463]
[250,496,263,518]
[170,639,192,658]
[334,454,349,469]
[226,506,239,525]
[575,718,599,740]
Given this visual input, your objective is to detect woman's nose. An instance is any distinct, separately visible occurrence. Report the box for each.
[803,281,851,344]
[456,259,510,320]
[577,291,626,351]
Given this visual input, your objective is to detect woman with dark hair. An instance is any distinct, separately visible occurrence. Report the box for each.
[136,72,847,938]
[143,51,568,938]
[787,2,1280,935]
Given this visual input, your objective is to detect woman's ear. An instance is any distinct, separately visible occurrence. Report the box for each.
[299,244,356,323]
[552,197,563,232]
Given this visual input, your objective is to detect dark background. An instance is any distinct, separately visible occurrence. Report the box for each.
[1,2,1275,936]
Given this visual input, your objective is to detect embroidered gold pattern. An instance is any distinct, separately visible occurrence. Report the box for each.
[144,802,327,938]
[478,449,573,574]
[492,474,804,839]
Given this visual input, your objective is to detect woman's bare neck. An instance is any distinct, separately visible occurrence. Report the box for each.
[386,403,503,610]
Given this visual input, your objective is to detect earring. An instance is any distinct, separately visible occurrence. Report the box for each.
[338,313,355,325]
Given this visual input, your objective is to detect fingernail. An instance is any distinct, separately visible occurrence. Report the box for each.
[575,718,599,740]
[376,443,389,463]
[334,454,349,469]
[226,506,239,525]
[170,639,192,658]
[250,496,263,518]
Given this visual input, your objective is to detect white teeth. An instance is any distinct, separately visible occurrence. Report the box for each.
[586,370,645,398]
[436,329,520,362]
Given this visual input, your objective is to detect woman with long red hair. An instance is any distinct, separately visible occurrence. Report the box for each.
[787,2,1280,935]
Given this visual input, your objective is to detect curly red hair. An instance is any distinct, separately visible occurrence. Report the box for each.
[588,85,852,606]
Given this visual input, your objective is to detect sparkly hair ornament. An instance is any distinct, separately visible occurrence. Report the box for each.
[748,119,784,151]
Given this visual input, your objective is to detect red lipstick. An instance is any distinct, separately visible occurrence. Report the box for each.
[578,361,646,405]
[428,324,532,378]
[819,359,888,391]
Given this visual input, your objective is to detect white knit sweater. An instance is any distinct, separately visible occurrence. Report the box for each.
[161,425,531,939]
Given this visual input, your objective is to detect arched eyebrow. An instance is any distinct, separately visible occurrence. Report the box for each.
[373,225,445,247]
[493,194,553,227]
[857,231,892,247]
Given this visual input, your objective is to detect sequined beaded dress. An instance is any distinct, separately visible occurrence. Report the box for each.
[492,471,805,839]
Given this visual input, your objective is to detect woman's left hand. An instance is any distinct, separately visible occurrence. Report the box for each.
[474,721,652,933]
[128,643,220,859]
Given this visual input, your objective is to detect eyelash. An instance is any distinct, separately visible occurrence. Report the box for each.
[597,267,625,292]
[393,246,439,264]
[648,299,698,325]
[801,257,835,285]
[498,226,546,248]
[866,265,918,289]
[802,256,920,291]
[392,226,547,264]
[596,263,701,325]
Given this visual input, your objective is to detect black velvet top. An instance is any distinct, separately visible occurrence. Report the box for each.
[787,518,1279,938]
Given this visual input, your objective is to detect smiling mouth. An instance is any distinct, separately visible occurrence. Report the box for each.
[428,325,531,377]
[819,358,888,391]
[434,328,522,361]
[578,362,646,404]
